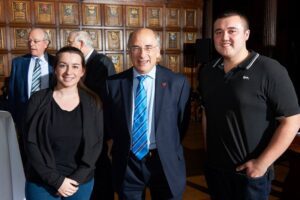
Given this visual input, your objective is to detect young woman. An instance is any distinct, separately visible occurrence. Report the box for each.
[23,46,103,200]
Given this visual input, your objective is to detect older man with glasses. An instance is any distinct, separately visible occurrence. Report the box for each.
[104,28,191,200]
[8,28,55,164]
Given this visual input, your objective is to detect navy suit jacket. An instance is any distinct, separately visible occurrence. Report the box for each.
[104,65,190,196]
[8,53,54,129]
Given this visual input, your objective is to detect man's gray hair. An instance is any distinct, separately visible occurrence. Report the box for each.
[71,30,94,48]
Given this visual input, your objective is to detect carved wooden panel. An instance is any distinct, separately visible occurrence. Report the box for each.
[126,6,143,27]
[166,54,180,72]
[9,0,31,23]
[105,29,123,51]
[184,9,197,28]
[82,3,101,26]
[166,8,180,27]
[11,27,31,50]
[34,1,55,25]
[166,31,180,50]
[59,2,79,25]
[146,7,162,27]
[104,4,123,27]
[106,53,123,73]
[184,32,197,43]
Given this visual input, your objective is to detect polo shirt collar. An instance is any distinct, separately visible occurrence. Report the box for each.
[213,50,260,70]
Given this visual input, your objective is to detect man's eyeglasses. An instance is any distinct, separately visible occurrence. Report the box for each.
[27,39,46,44]
[129,45,157,54]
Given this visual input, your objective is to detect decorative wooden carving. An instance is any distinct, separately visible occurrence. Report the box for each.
[105,4,123,26]
[126,6,143,27]
[146,7,162,27]
[82,4,101,26]
[59,2,79,25]
[184,32,197,43]
[166,32,180,50]
[166,54,180,72]
[107,53,123,73]
[34,1,55,24]
[105,30,123,50]
[12,28,31,49]
[10,0,31,23]
[184,9,197,28]
[166,8,180,27]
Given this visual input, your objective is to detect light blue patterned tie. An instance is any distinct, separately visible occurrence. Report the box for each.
[31,58,41,95]
[132,75,149,160]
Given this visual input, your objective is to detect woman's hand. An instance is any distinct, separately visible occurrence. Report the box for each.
[58,177,79,197]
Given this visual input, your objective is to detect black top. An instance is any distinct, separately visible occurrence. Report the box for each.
[23,89,103,190]
[49,100,83,177]
[199,51,300,170]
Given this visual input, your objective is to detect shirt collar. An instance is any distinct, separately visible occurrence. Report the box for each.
[85,49,94,62]
[214,50,259,70]
[133,65,156,80]
[32,54,46,63]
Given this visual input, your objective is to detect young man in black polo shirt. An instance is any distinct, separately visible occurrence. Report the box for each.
[199,11,300,200]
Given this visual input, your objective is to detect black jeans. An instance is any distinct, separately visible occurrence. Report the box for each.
[204,164,273,200]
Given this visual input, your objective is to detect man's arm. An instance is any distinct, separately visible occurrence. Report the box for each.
[237,114,300,177]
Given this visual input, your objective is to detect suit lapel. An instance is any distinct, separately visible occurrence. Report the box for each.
[154,66,167,129]
[86,50,97,67]
[121,69,133,133]
[23,56,31,100]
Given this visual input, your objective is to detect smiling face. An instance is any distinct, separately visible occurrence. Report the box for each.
[213,15,250,60]
[128,28,161,74]
[28,28,49,57]
[55,52,85,89]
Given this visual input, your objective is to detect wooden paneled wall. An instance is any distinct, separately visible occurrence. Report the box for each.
[0,0,203,93]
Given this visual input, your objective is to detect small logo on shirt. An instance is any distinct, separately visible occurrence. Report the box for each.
[242,75,250,80]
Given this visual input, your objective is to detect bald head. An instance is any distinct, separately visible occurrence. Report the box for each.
[128,28,161,49]
[128,28,161,74]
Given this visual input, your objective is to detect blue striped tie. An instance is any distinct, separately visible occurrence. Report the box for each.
[31,58,41,95]
[132,75,149,160]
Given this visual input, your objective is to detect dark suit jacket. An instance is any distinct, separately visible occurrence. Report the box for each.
[105,65,190,196]
[23,88,103,190]
[84,50,116,100]
[8,53,54,129]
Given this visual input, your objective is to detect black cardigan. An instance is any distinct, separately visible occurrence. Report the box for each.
[23,88,103,190]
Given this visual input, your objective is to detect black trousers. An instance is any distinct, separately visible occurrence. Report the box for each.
[204,164,273,200]
[118,150,181,200]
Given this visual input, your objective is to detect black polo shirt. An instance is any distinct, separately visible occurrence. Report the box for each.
[199,51,300,170]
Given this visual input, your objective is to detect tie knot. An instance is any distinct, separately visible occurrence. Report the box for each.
[35,58,41,65]
[137,75,147,83]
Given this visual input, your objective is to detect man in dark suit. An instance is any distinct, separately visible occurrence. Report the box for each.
[67,30,116,200]
[105,28,190,200]
[8,28,54,163]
